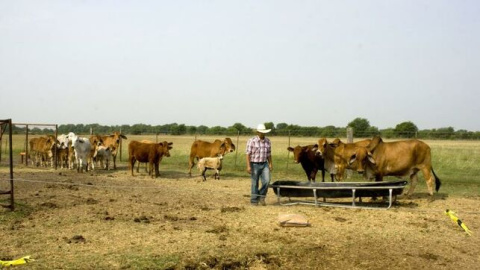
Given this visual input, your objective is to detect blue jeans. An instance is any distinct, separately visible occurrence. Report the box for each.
[250,162,271,203]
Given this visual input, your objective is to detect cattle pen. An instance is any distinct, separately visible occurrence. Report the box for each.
[12,122,59,169]
[0,119,14,210]
[1,133,480,269]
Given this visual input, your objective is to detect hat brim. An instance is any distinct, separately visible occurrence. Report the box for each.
[257,129,271,134]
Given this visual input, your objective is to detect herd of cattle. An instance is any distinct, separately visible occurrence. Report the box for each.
[28,132,128,172]
[288,137,441,197]
[27,133,440,196]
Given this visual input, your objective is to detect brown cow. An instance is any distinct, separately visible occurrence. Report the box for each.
[29,136,57,167]
[331,138,371,180]
[349,136,441,197]
[128,140,173,178]
[188,138,235,176]
[91,132,127,169]
[287,145,330,182]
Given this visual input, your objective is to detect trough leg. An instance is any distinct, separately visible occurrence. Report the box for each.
[276,187,281,204]
[352,189,356,207]
[387,189,393,209]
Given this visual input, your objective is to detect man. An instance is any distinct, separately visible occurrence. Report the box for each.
[246,124,273,206]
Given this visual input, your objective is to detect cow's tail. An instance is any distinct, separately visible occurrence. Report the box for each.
[432,168,441,192]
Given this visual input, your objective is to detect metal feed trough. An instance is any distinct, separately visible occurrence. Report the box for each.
[270,180,408,209]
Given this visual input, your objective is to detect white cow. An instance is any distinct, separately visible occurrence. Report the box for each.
[68,132,91,173]
[93,144,112,170]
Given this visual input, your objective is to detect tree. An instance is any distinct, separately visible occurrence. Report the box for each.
[230,123,248,134]
[276,123,288,130]
[348,118,371,137]
[394,121,418,138]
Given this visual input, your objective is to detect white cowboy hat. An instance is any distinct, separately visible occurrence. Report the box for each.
[256,124,271,133]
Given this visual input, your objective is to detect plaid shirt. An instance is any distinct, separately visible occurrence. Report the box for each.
[246,136,271,163]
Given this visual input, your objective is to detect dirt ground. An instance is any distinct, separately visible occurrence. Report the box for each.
[1,166,479,270]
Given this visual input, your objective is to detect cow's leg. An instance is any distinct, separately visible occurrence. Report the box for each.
[422,169,435,197]
[202,168,207,181]
[113,155,117,170]
[320,169,325,182]
[148,162,154,177]
[130,157,136,176]
[311,169,318,183]
[188,154,196,177]
[154,162,160,178]
[405,173,419,197]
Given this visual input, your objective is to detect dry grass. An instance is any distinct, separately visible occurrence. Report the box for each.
[1,135,480,269]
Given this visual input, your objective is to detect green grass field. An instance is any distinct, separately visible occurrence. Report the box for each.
[2,134,480,196]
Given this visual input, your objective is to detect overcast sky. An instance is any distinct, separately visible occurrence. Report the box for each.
[1,1,479,131]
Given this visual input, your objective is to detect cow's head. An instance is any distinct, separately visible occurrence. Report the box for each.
[223,138,235,153]
[314,138,328,158]
[111,131,127,145]
[159,141,173,157]
[348,147,375,175]
[57,134,70,149]
[287,145,308,163]
[45,136,59,150]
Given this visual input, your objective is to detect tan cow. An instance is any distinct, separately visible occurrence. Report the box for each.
[188,138,235,176]
[349,136,441,197]
[128,140,173,178]
[90,132,127,169]
[314,138,340,181]
[331,138,371,180]
[29,136,57,167]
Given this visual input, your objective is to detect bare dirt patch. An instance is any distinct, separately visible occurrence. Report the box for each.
[1,167,480,269]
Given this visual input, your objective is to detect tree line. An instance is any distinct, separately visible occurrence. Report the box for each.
[11,118,480,140]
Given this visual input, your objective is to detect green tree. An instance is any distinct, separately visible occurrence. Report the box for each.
[197,125,208,134]
[394,121,418,138]
[230,123,248,134]
[348,118,371,137]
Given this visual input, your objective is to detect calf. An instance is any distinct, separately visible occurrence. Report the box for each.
[128,140,173,178]
[188,138,235,176]
[287,145,330,182]
[93,145,113,170]
[197,156,223,181]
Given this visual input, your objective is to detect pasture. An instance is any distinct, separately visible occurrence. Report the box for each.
[1,135,480,269]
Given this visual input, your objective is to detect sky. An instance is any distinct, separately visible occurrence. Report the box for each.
[1,0,479,131]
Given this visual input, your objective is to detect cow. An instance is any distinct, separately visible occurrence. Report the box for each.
[188,138,235,176]
[68,132,92,173]
[53,145,70,169]
[313,138,342,181]
[93,144,113,170]
[29,136,57,167]
[197,156,223,181]
[57,134,70,149]
[348,136,441,197]
[90,132,127,169]
[128,140,173,178]
[330,138,371,180]
[287,145,330,182]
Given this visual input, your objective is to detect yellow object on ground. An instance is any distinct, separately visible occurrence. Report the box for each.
[445,209,472,236]
[0,256,35,267]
